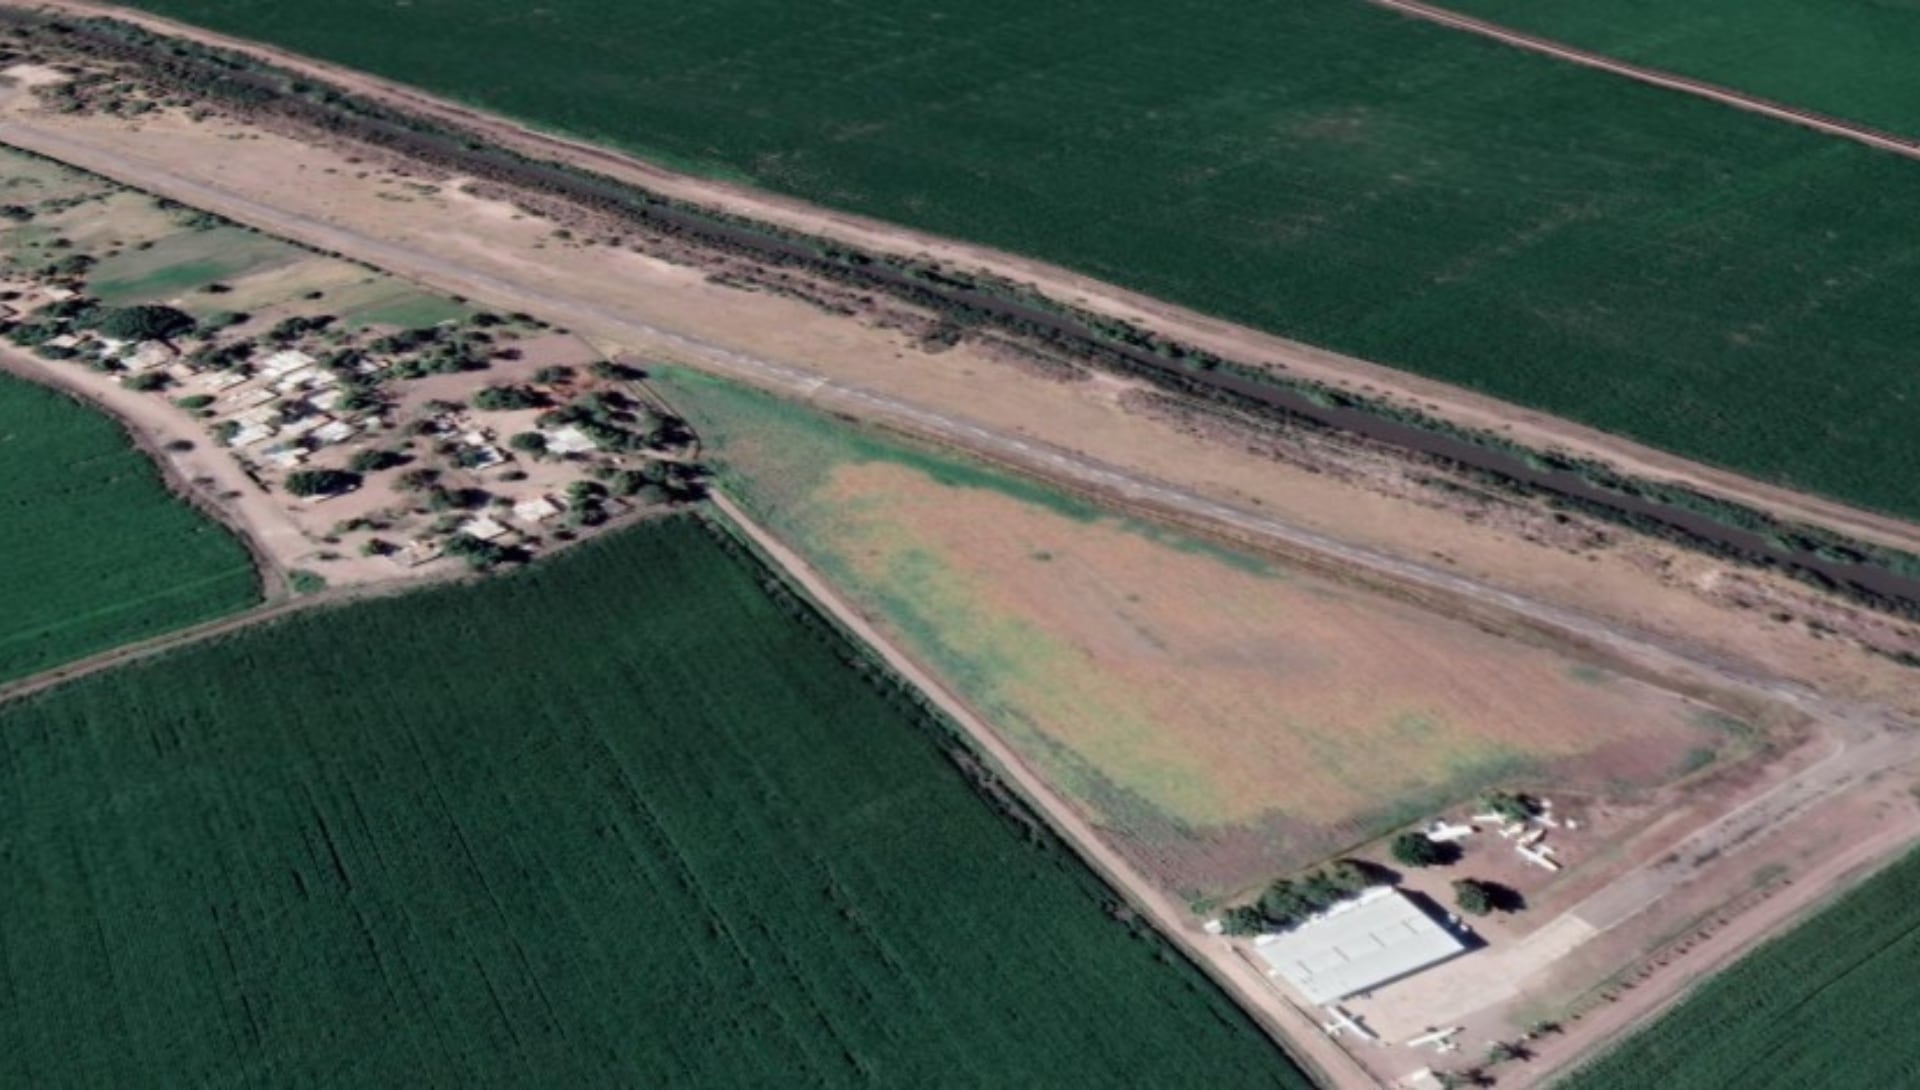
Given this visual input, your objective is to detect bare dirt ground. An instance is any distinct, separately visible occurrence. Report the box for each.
[709,491,1377,1090]
[24,0,1920,563]
[7,43,1920,1089]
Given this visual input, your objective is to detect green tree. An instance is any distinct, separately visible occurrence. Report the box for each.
[349,448,403,474]
[87,304,196,342]
[282,469,361,498]
[509,431,547,455]
[1391,831,1457,868]
[1218,905,1267,937]
[471,385,544,411]
[1453,878,1496,917]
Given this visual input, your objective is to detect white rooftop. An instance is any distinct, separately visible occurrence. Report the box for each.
[260,349,317,377]
[1252,887,1467,1006]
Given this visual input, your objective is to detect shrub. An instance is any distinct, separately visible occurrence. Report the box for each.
[283,469,361,497]
[87,304,195,342]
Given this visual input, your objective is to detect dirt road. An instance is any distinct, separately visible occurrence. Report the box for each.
[20,0,1920,561]
[1371,0,1920,162]
[6,113,1911,939]
[708,492,1374,1089]
[9,99,1920,1086]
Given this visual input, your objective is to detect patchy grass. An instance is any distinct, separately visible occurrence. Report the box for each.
[659,367,1723,893]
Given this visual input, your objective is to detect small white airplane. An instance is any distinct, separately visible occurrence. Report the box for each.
[1406,1026,1463,1052]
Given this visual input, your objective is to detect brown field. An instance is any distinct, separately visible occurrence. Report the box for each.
[660,367,1736,897]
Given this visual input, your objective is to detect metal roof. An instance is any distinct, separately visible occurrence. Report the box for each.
[1252,887,1467,1006]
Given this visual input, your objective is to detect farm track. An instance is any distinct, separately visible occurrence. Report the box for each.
[1371,0,1920,163]
[8,117,1920,1087]
[708,491,1369,1090]
[16,0,1920,560]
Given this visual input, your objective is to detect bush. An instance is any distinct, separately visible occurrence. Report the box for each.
[349,448,404,473]
[86,304,196,342]
[282,469,361,497]
[471,385,545,411]
[1391,832,1459,868]
[288,569,328,595]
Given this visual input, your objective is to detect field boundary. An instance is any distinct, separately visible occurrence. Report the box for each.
[1371,0,1920,162]
[18,0,1920,563]
[702,491,1373,1090]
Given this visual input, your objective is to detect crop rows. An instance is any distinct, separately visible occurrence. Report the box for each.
[98,0,1920,519]
[0,372,256,684]
[1564,848,1920,1088]
[0,517,1306,1086]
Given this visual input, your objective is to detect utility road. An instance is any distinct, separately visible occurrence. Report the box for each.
[5,118,1918,1089]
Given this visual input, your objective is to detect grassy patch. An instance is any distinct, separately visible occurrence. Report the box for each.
[101,0,1920,517]
[0,517,1306,1087]
[0,371,258,684]
[86,224,299,304]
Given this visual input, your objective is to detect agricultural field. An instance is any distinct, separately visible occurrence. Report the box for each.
[0,516,1307,1087]
[0,370,256,684]
[1444,0,1920,139]
[654,366,1738,898]
[106,0,1920,519]
[1563,847,1920,1089]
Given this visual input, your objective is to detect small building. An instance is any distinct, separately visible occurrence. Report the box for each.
[311,420,358,446]
[512,495,563,524]
[124,341,177,372]
[542,424,599,456]
[259,349,317,379]
[227,424,276,449]
[458,516,509,542]
[1252,887,1468,1006]
[396,538,442,567]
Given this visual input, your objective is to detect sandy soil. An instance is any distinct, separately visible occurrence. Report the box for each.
[26,0,1920,563]
[710,491,1379,1090]
[4,93,1914,724]
[6,46,1920,1089]
[809,459,1724,891]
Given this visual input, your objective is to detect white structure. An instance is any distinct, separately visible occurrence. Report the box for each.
[1253,888,1469,1006]
[542,424,599,455]
[311,420,357,446]
[512,495,562,524]
[459,516,510,542]
[1424,820,1474,843]
[259,349,317,378]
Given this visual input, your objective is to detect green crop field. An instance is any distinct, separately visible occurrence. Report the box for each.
[1443,0,1920,140]
[1563,848,1920,1088]
[110,0,1920,519]
[0,516,1307,1087]
[0,372,256,684]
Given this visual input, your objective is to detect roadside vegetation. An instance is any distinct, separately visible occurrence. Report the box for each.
[0,370,256,684]
[1562,847,1920,1089]
[80,0,1920,522]
[0,517,1309,1087]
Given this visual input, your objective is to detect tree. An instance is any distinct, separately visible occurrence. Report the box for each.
[473,385,547,412]
[282,469,361,498]
[1453,878,1496,917]
[88,304,195,342]
[1392,831,1459,868]
[1482,790,1539,823]
[509,431,547,455]
[288,569,327,595]
[1219,905,1267,937]
[395,467,440,492]
[349,448,403,474]
[534,364,575,385]
[123,371,170,392]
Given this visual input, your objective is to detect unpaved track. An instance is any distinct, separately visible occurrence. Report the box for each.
[6,113,1913,942]
[10,101,1920,1085]
[708,492,1370,1090]
[1371,0,1920,162]
[17,0,1920,560]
